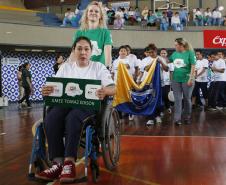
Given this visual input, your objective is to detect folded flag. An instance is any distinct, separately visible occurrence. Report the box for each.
[112,59,162,115]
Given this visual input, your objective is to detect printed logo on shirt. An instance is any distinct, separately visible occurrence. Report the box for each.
[173,59,186,68]
[91,41,102,56]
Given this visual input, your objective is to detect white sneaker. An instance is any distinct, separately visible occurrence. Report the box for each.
[167,108,172,114]
[216,106,223,110]
[129,115,134,121]
[155,116,162,124]
[146,120,154,126]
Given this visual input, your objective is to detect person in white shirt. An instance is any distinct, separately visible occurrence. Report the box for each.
[212,8,222,26]
[36,36,115,183]
[160,48,173,113]
[172,12,183,31]
[204,7,212,25]
[112,45,131,82]
[192,51,209,108]
[140,44,169,125]
[124,45,139,82]
[115,7,125,24]
[194,8,203,26]
[61,8,76,27]
[208,51,226,110]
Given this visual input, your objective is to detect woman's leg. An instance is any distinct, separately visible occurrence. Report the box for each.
[182,83,194,120]
[64,108,95,159]
[44,107,71,160]
[172,81,183,122]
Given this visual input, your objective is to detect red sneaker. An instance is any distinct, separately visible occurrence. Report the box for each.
[60,160,76,183]
[35,162,62,181]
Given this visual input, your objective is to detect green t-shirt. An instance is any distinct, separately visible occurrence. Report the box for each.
[73,28,113,65]
[169,50,196,83]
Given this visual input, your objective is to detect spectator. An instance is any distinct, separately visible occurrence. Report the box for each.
[134,7,141,22]
[72,1,113,67]
[160,11,169,31]
[155,8,162,23]
[147,10,157,26]
[204,7,212,26]
[141,6,149,21]
[114,14,124,29]
[61,8,75,27]
[115,7,125,25]
[179,5,188,27]
[167,7,173,26]
[172,12,183,31]
[212,8,222,26]
[194,8,203,26]
[53,54,64,74]
[18,63,33,108]
[128,7,136,25]
[106,5,115,25]
[168,38,196,125]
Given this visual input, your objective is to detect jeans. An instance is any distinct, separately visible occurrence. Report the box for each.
[160,23,169,31]
[172,81,194,121]
[172,23,183,31]
[18,86,31,106]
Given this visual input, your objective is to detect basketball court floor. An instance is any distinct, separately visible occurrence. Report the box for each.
[1,103,226,185]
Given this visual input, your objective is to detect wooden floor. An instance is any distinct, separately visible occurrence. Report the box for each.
[1,103,226,185]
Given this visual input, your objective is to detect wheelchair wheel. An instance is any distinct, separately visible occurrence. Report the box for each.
[101,107,121,170]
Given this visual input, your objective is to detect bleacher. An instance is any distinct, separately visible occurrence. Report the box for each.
[0,6,62,27]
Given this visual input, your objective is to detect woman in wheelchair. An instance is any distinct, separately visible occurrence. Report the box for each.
[35,36,115,183]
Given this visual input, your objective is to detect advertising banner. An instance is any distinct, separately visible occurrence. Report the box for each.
[204,30,226,48]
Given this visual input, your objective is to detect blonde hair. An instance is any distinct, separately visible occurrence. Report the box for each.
[80,1,107,30]
[175,38,194,51]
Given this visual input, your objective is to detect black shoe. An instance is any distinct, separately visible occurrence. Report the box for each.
[184,119,191,124]
[174,120,182,125]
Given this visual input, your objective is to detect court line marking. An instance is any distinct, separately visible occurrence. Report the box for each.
[75,157,159,185]
[121,135,226,139]
[100,167,160,185]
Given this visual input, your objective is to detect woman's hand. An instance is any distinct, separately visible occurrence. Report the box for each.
[42,85,54,96]
[187,79,194,87]
[96,87,107,100]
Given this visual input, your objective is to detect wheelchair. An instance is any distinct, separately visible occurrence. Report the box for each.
[28,98,121,183]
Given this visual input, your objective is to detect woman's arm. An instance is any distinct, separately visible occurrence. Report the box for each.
[96,85,115,100]
[104,45,112,67]
[187,64,196,86]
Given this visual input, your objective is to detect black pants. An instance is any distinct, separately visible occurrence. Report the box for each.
[162,85,171,109]
[217,81,226,107]
[208,81,225,108]
[192,82,208,105]
[18,86,31,106]
[44,107,95,160]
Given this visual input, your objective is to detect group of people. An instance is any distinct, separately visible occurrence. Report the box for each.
[27,1,225,183]
[193,7,225,26]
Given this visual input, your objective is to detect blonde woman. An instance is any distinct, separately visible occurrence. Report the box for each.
[72,1,113,67]
[168,38,196,125]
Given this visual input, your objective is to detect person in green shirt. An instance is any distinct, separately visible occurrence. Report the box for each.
[71,1,113,67]
[169,38,196,125]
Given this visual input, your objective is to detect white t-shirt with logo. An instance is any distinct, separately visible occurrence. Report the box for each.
[195,58,209,82]
[56,60,114,87]
[140,56,168,87]
[139,56,153,72]
[112,57,131,82]
[127,54,139,75]
[212,59,226,82]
